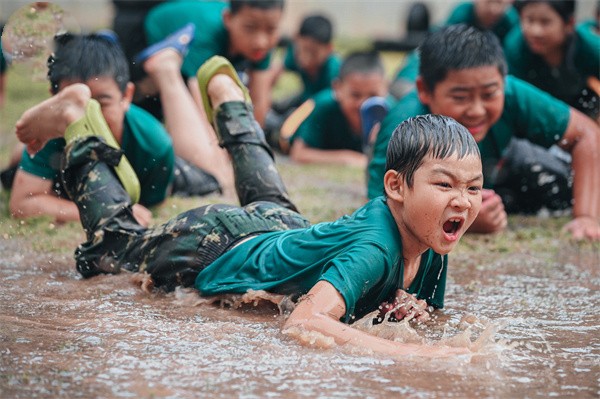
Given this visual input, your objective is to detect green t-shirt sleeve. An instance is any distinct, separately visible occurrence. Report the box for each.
[503,27,532,78]
[18,138,65,180]
[319,243,391,321]
[283,44,296,71]
[445,2,474,26]
[290,90,336,148]
[503,76,571,146]
[575,21,600,77]
[394,50,420,83]
[122,106,175,207]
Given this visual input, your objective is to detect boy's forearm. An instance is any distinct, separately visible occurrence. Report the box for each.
[565,111,600,219]
[284,281,466,358]
[10,193,80,223]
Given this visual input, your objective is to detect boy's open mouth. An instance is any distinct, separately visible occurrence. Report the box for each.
[443,217,463,235]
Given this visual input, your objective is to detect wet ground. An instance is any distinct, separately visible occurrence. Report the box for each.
[1,217,599,398]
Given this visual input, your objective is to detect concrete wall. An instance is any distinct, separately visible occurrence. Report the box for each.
[1,0,597,39]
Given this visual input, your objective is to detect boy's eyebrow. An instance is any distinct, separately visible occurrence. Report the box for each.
[448,81,500,93]
[431,167,483,182]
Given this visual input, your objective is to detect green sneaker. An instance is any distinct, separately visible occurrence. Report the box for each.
[65,99,141,204]
[196,55,251,125]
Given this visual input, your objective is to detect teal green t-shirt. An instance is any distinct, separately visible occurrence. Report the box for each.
[195,197,447,322]
[445,1,519,42]
[144,1,272,78]
[283,44,342,102]
[504,22,600,110]
[19,104,175,207]
[290,89,362,152]
[367,75,571,198]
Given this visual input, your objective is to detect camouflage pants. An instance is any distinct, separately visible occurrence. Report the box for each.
[61,101,310,291]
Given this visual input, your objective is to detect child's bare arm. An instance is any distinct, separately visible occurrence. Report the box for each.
[283,280,468,358]
[559,109,600,240]
[9,170,80,223]
[247,69,272,126]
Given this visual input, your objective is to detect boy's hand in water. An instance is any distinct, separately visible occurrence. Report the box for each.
[376,289,431,324]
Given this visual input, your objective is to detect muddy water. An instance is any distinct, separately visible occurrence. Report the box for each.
[1,235,599,398]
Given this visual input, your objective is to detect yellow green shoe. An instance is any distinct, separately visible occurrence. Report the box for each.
[64,99,141,204]
[196,55,251,125]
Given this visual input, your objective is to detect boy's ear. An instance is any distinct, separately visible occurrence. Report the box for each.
[223,9,232,29]
[416,76,432,106]
[122,82,135,110]
[383,169,404,202]
[565,16,575,34]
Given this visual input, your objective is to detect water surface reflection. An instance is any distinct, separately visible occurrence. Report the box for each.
[0,237,598,398]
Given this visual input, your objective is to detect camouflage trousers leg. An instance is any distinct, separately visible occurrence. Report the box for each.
[214,101,299,212]
[62,135,310,290]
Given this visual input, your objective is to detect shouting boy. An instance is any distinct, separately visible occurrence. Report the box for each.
[15,56,481,357]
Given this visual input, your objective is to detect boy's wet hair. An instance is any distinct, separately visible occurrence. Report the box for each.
[298,14,333,44]
[339,50,385,80]
[418,24,507,91]
[229,0,285,14]
[47,33,129,95]
[385,114,481,188]
[514,0,575,22]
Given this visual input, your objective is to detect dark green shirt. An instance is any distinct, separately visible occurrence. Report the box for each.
[195,197,448,322]
[367,75,571,198]
[144,1,271,78]
[504,21,600,110]
[290,89,362,152]
[283,43,342,102]
[446,1,519,42]
[19,104,175,207]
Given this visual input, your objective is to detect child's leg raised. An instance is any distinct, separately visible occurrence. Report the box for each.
[143,49,235,198]
[199,56,298,212]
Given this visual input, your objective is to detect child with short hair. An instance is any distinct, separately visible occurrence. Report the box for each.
[271,14,342,112]
[281,51,388,167]
[504,0,600,120]
[15,56,481,357]
[141,0,285,125]
[368,24,600,240]
[8,32,227,225]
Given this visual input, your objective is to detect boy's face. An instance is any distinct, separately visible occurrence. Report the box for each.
[58,76,133,143]
[224,6,283,62]
[519,2,574,58]
[294,36,332,76]
[475,0,514,28]
[386,153,483,255]
[334,72,388,133]
[417,66,505,143]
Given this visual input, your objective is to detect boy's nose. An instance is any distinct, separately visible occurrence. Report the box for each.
[467,98,486,118]
[451,191,472,209]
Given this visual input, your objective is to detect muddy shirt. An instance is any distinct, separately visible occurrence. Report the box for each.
[289,89,362,152]
[504,21,600,111]
[195,197,447,322]
[19,104,174,207]
[283,44,342,102]
[445,1,519,42]
[367,75,571,198]
[144,1,271,78]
